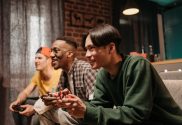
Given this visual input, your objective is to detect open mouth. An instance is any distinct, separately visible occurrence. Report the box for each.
[51,59,58,65]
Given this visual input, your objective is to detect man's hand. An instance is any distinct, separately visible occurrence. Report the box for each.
[19,104,35,116]
[41,88,71,106]
[9,100,21,112]
[59,94,86,119]
[49,88,72,108]
[42,89,86,118]
[41,93,59,106]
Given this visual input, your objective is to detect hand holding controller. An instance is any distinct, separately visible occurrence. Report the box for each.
[12,104,25,112]
[40,92,59,106]
[59,88,72,99]
[40,88,71,104]
[41,89,68,99]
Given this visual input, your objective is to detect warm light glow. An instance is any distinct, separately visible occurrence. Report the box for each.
[164,69,168,73]
[123,8,139,15]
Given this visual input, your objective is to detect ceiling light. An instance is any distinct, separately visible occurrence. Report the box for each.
[122,0,139,15]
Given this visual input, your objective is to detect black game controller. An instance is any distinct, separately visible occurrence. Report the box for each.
[12,104,25,112]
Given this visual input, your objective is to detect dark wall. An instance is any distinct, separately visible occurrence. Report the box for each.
[112,0,159,55]
[163,5,182,59]
[0,78,6,125]
[0,0,11,124]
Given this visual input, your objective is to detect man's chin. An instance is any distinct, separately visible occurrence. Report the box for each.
[35,67,41,71]
[92,67,100,70]
[53,66,60,70]
[91,64,99,69]
[52,64,60,70]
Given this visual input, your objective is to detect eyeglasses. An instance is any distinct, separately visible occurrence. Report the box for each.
[51,48,70,55]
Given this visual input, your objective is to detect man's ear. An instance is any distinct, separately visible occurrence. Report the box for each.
[67,51,74,58]
[109,42,116,54]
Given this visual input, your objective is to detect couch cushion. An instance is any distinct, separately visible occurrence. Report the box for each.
[163,80,182,109]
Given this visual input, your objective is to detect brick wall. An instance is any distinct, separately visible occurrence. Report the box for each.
[64,0,112,59]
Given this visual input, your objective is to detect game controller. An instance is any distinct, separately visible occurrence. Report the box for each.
[41,92,59,98]
[12,104,25,112]
[41,89,70,101]
[40,92,60,102]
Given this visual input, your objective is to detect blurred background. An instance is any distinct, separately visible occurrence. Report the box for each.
[0,0,182,124]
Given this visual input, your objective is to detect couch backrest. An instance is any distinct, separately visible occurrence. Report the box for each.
[163,80,182,109]
[153,60,182,109]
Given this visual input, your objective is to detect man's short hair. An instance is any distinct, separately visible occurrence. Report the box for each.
[56,36,77,49]
[82,24,122,54]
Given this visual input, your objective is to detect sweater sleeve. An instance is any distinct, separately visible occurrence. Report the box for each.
[84,58,157,125]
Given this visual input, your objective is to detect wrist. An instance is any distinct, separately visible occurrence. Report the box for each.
[16,98,22,104]
[32,109,36,114]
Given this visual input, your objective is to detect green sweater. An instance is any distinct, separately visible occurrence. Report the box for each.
[83,55,182,125]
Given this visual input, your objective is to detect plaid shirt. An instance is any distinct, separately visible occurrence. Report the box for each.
[59,58,98,101]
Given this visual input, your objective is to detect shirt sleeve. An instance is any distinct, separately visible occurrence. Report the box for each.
[30,72,38,86]
[83,68,98,100]
[84,59,157,125]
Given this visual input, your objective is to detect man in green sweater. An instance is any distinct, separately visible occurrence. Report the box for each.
[57,24,182,125]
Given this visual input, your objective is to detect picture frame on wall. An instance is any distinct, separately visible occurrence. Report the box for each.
[83,14,95,28]
[70,11,106,28]
[71,12,83,26]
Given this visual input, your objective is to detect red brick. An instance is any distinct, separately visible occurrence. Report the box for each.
[64,0,112,58]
